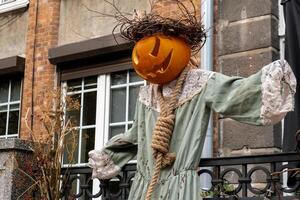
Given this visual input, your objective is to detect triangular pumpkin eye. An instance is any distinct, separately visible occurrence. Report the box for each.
[150,37,160,57]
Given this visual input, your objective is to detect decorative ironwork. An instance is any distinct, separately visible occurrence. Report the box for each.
[61,152,300,199]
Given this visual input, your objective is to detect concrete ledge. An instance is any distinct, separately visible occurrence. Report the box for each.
[0,139,34,200]
[48,33,132,65]
[0,138,32,152]
[0,56,25,76]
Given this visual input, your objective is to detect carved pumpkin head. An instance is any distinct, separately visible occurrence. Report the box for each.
[132,34,191,84]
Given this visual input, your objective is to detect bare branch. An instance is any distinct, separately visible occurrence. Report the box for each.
[81,3,116,18]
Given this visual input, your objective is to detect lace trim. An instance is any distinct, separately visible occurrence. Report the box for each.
[139,69,215,112]
[261,60,297,125]
[88,150,121,180]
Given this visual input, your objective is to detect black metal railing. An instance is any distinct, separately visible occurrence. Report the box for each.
[61,152,300,200]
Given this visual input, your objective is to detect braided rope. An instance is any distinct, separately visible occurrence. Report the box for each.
[145,67,189,200]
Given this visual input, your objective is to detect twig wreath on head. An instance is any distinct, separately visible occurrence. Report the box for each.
[83,0,207,53]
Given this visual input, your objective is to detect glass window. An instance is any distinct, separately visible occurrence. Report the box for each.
[63,69,144,165]
[0,78,22,139]
[63,76,97,165]
[62,69,145,198]
[109,69,144,139]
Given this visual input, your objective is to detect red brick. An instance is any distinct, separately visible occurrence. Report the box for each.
[20,0,61,140]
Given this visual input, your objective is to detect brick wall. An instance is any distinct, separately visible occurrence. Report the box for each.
[20,0,61,140]
[152,0,200,20]
[215,0,281,156]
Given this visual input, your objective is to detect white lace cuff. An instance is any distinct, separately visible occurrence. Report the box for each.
[261,60,297,125]
[88,150,121,180]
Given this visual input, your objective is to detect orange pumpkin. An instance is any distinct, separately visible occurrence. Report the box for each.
[132,34,191,84]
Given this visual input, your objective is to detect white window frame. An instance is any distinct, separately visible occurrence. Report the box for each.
[62,69,145,199]
[278,0,286,137]
[62,77,98,168]
[278,0,285,60]
[105,72,145,142]
[0,79,22,139]
[0,0,29,14]
[278,0,292,193]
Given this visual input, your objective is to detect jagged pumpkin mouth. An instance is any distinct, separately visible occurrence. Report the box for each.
[148,51,173,78]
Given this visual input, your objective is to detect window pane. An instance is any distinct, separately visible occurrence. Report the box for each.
[10,79,21,101]
[128,86,139,121]
[8,105,19,135]
[128,123,133,130]
[9,103,19,111]
[110,88,126,123]
[129,70,143,82]
[84,76,97,90]
[82,92,96,126]
[63,129,79,164]
[0,106,7,136]
[109,126,125,139]
[0,80,9,103]
[67,78,82,92]
[66,94,81,127]
[80,128,95,163]
[111,71,127,85]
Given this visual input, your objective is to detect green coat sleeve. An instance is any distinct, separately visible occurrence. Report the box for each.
[88,102,139,180]
[103,118,138,168]
[205,60,296,125]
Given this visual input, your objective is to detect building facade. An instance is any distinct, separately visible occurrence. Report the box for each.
[0,0,291,199]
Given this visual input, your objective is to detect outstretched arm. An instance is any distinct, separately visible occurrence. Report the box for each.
[205,60,296,125]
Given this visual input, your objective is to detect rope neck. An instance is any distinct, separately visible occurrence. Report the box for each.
[145,67,189,200]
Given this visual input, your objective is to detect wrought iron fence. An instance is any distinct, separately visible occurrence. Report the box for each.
[60,152,300,200]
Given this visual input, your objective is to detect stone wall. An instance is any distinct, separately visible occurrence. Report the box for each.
[0,9,28,59]
[151,0,200,19]
[0,139,34,200]
[215,0,281,156]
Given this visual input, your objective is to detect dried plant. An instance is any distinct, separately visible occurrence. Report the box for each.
[16,89,80,200]
[83,0,207,53]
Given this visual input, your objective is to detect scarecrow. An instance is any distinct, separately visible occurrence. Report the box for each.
[88,1,297,199]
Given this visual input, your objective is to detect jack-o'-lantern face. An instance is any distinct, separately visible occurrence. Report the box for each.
[132,34,191,84]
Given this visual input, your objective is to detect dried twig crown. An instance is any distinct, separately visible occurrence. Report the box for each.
[85,0,207,53]
[120,0,206,52]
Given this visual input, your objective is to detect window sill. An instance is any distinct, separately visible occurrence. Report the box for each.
[0,0,29,14]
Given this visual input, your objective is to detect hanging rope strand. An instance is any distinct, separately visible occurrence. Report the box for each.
[145,67,189,200]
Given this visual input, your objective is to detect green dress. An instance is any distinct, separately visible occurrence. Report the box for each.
[88,60,296,200]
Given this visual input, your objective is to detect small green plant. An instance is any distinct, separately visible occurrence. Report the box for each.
[200,181,236,199]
